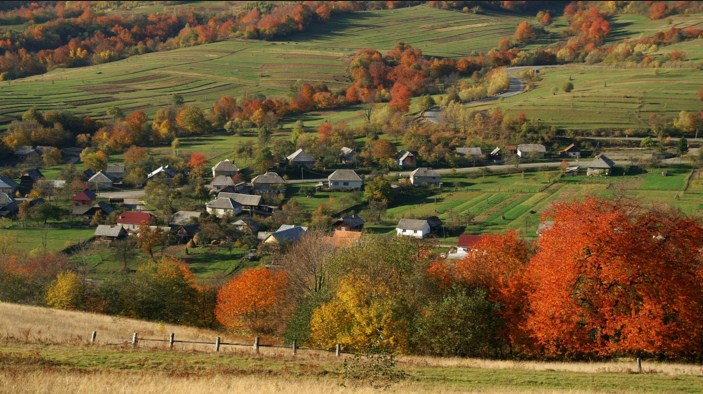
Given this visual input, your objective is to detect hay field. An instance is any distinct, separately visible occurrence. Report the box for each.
[2,302,703,394]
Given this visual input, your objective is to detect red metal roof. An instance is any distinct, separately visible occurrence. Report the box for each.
[117,211,154,225]
[457,234,483,249]
[72,189,97,202]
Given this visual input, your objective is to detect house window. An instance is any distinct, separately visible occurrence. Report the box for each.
[343,182,349,186]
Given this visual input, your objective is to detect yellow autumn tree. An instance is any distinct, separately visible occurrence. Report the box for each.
[309,274,410,353]
[46,271,83,310]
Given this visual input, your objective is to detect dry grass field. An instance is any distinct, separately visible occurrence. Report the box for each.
[2,302,703,393]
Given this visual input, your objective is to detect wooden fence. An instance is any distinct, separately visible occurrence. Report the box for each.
[90,331,344,356]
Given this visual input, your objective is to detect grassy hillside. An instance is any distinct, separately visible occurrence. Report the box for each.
[0,5,526,128]
[465,62,703,130]
[2,301,703,393]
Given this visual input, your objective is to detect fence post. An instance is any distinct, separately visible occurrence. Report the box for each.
[90,331,97,344]
[169,333,175,349]
[215,336,221,352]
[335,344,340,357]
[254,336,260,354]
[292,340,297,355]
[131,332,138,348]
[637,357,642,373]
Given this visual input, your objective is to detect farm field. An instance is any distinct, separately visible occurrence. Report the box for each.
[464,63,703,130]
[0,227,94,253]
[2,302,703,394]
[0,5,528,129]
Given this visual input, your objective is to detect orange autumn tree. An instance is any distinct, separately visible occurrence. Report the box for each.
[525,198,703,359]
[216,267,289,334]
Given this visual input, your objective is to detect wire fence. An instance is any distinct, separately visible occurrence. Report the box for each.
[92,331,344,356]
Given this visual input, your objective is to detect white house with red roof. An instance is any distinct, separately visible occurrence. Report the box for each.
[117,211,156,232]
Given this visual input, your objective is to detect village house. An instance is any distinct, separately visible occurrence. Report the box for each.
[339,147,356,164]
[211,159,239,177]
[489,147,501,160]
[328,169,362,190]
[117,211,156,232]
[410,167,440,186]
[14,146,41,160]
[517,144,546,159]
[456,147,483,159]
[217,192,263,213]
[587,154,615,176]
[0,192,18,217]
[105,164,126,182]
[332,214,364,232]
[447,234,484,259]
[397,150,417,169]
[19,168,43,193]
[93,224,127,242]
[208,175,235,193]
[396,218,431,239]
[147,165,178,181]
[168,211,201,242]
[287,149,316,168]
[72,201,114,217]
[262,224,308,246]
[233,217,260,234]
[72,189,97,207]
[87,171,114,190]
[251,172,286,195]
[206,197,243,218]
[559,144,580,159]
[0,176,19,196]
[169,211,201,226]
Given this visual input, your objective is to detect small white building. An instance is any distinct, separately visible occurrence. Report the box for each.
[396,218,430,239]
[328,170,362,190]
[206,197,242,218]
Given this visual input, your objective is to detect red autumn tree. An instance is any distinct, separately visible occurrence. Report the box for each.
[317,122,333,142]
[123,145,147,166]
[649,2,668,20]
[215,267,289,334]
[389,83,412,113]
[188,152,207,170]
[525,198,703,359]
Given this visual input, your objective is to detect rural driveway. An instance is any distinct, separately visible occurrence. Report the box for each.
[98,189,146,199]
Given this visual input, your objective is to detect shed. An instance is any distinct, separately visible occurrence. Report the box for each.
[211,159,239,177]
[517,144,546,159]
[87,171,114,190]
[0,176,19,195]
[94,225,127,240]
[287,149,316,168]
[397,150,417,169]
[587,154,615,176]
[332,215,365,231]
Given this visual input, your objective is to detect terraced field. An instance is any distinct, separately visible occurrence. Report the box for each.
[464,62,703,130]
[0,5,526,129]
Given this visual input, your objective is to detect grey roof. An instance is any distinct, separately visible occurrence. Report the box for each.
[251,172,285,185]
[335,215,365,228]
[0,176,18,190]
[94,225,126,238]
[209,175,235,188]
[396,218,429,231]
[206,197,242,210]
[43,180,66,188]
[517,144,546,153]
[217,192,262,207]
[88,171,114,184]
[328,169,362,182]
[287,149,316,163]
[340,146,354,156]
[456,147,482,156]
[411,167,440,178]
[489,147,501,156]
[233,217,260,232]
[14,146,37,156]
[106,164,125,176]
[96,201,115,214]
[169,211,201,225]
[588,154,615,169]
[21,169,43,181]
[269,225,308,244]
[212,159,239,172]
[0,192,16,208]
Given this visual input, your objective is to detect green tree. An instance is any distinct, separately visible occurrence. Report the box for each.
[677,137,689,156]
[176,106,211,135]
[562,81,574,93]
[363,177,393,204]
